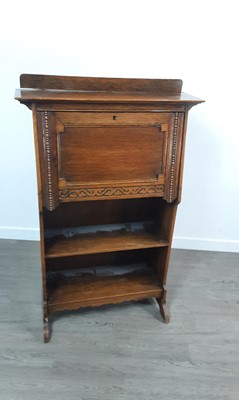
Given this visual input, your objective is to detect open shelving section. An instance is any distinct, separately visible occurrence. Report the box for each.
[45,222,169,258]
[43,198,171,315]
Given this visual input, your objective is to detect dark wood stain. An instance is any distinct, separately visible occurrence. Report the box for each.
[20,74,183,93]
[15,74,203,342]
[45,227,168,259]
[59,125,164,183]
[47,266,162,313]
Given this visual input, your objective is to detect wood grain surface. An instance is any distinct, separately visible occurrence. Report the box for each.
[47,266,162,313]
[45,227,168,258]
[15,88,203,104]
[19,74,183,93]
[59,125,164,183]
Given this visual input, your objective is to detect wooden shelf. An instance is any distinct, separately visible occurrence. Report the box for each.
[45,224,168,258]
[47,265,162,313]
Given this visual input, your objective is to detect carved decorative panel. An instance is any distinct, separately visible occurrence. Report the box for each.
[59,185,164,202]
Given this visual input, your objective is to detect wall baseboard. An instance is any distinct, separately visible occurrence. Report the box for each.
[0,227,238,253]
[173,236,239,253]
[0,227,40,241]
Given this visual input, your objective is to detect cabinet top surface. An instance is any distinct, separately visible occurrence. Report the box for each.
[15,74,204,105]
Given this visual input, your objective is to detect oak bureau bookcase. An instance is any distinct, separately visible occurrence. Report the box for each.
[15,74,203,342]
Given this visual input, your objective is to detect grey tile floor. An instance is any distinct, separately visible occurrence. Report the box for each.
[0,239,239,400]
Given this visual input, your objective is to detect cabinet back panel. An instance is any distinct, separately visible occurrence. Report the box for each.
[46,249,156,272]
[43,198,160,229]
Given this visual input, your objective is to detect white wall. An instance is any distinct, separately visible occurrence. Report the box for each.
[0,0,238,252]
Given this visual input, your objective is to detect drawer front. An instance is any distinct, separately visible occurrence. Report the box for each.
[37,111,184,210]
[56,112,171,127]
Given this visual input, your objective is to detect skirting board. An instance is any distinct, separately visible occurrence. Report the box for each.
[0,227,238,253]
[172,236,239,253]
[0,227,40,241]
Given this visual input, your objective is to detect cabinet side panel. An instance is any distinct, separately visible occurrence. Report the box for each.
[32,106,48,323]
[177,110,189,203]
[154,202,178,286]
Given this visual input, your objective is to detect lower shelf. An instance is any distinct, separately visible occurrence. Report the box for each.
[45,222,169,258]
[47,264,162,313]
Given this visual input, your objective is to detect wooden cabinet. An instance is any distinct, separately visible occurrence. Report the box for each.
[15,74,203,342]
